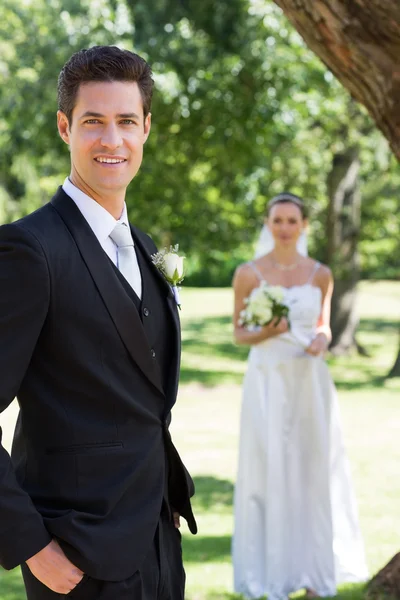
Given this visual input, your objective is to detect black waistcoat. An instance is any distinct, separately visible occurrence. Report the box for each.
[136,243,175,397]
[110,245,174,404]
[110,244,175,513]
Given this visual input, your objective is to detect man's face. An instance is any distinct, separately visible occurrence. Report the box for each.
[57,81,151,198]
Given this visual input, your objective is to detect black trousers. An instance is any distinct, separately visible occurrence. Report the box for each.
[21,513,185,600]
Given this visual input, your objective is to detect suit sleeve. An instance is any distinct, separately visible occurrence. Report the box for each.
[165,412,195,498]
[0,223,52,569]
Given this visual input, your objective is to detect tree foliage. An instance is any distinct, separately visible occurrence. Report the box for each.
[0,0,399,284]
[273,0,400,161]
[0,0,133,218]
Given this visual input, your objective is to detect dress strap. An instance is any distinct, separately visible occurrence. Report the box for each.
[307,261,321,284]
[249,261,265,282]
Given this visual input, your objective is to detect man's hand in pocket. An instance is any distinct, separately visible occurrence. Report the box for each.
[26,539,84,594]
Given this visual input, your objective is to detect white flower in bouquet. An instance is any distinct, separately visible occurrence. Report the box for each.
[239,282,290,329]
[266,285,285,303]
[252,303,274,324]
[247,286,273,323]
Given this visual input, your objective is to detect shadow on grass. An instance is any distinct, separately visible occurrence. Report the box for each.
[182,316,247,355]
[359,318,398,332]
[179,367,244,387]
[180,312,399,390]
[183,476,234,565]
[0,568,26,600]
[328,351,395,391]
[332,372,387,391]
[181,315,248,387]
[192,476,234,511]
[183,534,232,564]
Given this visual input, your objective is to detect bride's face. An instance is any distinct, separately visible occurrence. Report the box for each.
[266,202,306,249]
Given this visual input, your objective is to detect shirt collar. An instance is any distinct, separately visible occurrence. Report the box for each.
[62,177,130,243]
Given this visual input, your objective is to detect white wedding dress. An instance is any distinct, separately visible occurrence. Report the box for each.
[233,263,368,599]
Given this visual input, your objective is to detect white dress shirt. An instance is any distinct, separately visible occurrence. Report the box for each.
[62,178,142,298]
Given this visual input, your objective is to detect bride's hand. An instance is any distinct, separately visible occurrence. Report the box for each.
[262,317,289,339]
[305,333,328,356]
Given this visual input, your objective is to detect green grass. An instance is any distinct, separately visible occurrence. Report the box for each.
[176,281,400,600]
[0,569,24,600]
[0,281,399,599]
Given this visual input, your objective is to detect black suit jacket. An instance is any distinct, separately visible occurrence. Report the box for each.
[0,188,196,581]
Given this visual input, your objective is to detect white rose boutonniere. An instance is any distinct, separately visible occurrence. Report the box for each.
[151,244,185,308]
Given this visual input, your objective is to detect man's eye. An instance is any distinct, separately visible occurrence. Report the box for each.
[120,119,135,125]
[85,119,100,124]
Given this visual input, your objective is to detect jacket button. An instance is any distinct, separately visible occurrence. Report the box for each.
[143,307,149,317]
[151,349,156,358]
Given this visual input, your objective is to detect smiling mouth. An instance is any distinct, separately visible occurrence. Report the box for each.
[94,157,127,164]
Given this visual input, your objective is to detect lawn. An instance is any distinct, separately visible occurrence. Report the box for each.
[0,281,399,599]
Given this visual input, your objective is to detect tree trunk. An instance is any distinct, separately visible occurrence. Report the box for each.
[366,552,400,599]
[388,331,400,377]
[326,146,362,354]
[273,0,400,161]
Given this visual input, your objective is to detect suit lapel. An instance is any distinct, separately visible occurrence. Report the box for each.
[130,227,181,409]
[51,188,164,396]
[130,227,173,298]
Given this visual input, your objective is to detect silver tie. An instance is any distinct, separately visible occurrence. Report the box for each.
[109,223,142,299]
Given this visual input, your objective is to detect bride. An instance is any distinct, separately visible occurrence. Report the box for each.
[232,193,368,599]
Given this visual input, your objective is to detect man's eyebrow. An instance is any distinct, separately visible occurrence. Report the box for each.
[79,111,104,119]
[117,113,141,119]
[79,111,141,120]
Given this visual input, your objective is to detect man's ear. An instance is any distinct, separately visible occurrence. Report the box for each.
[57,111,71,145]
[143,112,151,143]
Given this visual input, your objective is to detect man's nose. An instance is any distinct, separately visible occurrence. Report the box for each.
[100,124,122,149]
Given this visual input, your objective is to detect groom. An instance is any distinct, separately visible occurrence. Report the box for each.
[0,46,196,600]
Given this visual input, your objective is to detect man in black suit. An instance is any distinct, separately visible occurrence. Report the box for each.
[0,45,196,600]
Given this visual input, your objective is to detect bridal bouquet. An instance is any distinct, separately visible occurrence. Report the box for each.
[238,282,290,329]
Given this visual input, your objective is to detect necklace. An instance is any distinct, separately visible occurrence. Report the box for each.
[273,259,299,271]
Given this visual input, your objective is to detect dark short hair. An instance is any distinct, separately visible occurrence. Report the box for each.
[57,45,154,124]
[266,192,308,219]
